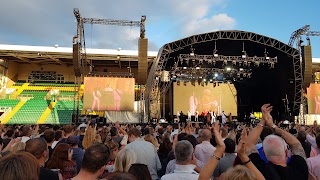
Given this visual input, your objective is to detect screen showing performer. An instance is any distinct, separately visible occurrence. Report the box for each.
[83,77,135,111]
[173,82,237,116]
[307,83,320,114]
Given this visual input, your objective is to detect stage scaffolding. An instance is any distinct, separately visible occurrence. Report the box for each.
[146,31,302,120]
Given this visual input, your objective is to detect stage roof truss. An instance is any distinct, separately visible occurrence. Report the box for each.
[146,30,302,119]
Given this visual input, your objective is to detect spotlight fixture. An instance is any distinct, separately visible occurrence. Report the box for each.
[232,60,237,65]
[270,62,275,68]
[213,41,219,57]
[242,51,247,59]
[226,67,232,71]
[242,42,247,59]
[214,73,218,77]
[223,60,228,66]
[190,47,195,56]
[264,48,270,60]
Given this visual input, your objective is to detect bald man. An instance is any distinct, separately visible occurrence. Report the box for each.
[194,129,216,163]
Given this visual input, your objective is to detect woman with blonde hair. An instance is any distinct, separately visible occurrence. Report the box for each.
[82,124,101,149]
[224,165,257,180]
[144,134,159,150]
[10,142,26,153]
[113,148,137,172]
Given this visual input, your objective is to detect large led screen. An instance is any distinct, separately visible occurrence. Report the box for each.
[83,77,135,111]
[307,83,320,114]
[173,82,237,116]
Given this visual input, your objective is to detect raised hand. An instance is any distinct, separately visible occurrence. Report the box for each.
[261,104,273,127]
[212,123,224,148]
[237,128,247,156]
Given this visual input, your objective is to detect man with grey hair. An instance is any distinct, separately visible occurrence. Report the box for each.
[161,140,199,180]
[195,129,215,163]
[245,104,308,180]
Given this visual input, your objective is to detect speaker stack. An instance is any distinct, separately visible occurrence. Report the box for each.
[73,43,81,77]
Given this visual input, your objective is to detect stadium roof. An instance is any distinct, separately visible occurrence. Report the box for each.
[0,44,158,67]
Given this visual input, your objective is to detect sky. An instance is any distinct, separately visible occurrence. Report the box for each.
[0,0,319,57]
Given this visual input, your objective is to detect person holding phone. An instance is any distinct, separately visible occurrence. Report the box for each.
[47,143,77,179]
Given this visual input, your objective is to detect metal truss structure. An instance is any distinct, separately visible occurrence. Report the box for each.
[177,54,277,68]
[145,30,302,119]
[289,25,320,123]
[73,8,146,75]
[289,25,320,49]
[172,67,252,81]
[73,8,147,121]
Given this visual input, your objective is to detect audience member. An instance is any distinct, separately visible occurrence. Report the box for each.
[128,163,152,180]
[67,136,84,173]
[246,104,308,180]
[162,140,199,180]
[126,127,161,180]
[43,129,55,159]
[52,130,63,149]
[113,148,137,172]
[307,133,320,179]
[25,138,60,180]
[47,143,77,179]
[213,138,236,178]
[0,151,40,180]
[72,144,110,180]
[194,129,216,163]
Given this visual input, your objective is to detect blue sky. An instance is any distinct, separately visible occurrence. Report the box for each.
[0,0,319,57]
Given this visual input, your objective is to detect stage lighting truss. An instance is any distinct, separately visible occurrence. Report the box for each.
[178,54,278,68]
[170,67,252,83]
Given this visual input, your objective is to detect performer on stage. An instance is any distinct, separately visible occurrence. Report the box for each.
[206,111,211,124]
[210,110,216,124]
[177,111,180,122]
[228,113,232,123]
[221,111,227,124]
[250,112,255,124]
[195,110,199,122]
[187,110,192,122]
[189,92,198,115]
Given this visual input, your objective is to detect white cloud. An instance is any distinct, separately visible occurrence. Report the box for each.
[183,13,236,36]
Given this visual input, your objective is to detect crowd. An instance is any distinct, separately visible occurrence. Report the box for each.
[0,104,319,180]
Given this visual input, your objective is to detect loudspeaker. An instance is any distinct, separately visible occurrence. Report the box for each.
[301,46,312,89]
[73,43,81,77]
[138,38,148,84]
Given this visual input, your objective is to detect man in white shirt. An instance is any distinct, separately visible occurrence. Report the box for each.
[161,140,199,180]
[126,128,161,180]
[194,129,216,163]
[221,111,227,124]
[195,110,199,122]
[21,126,32,143]
[187,110,192,122]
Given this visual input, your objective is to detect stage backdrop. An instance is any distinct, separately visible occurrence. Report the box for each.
[83,77,135,111]
[173,82,237,116]
[307,83,320,114]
